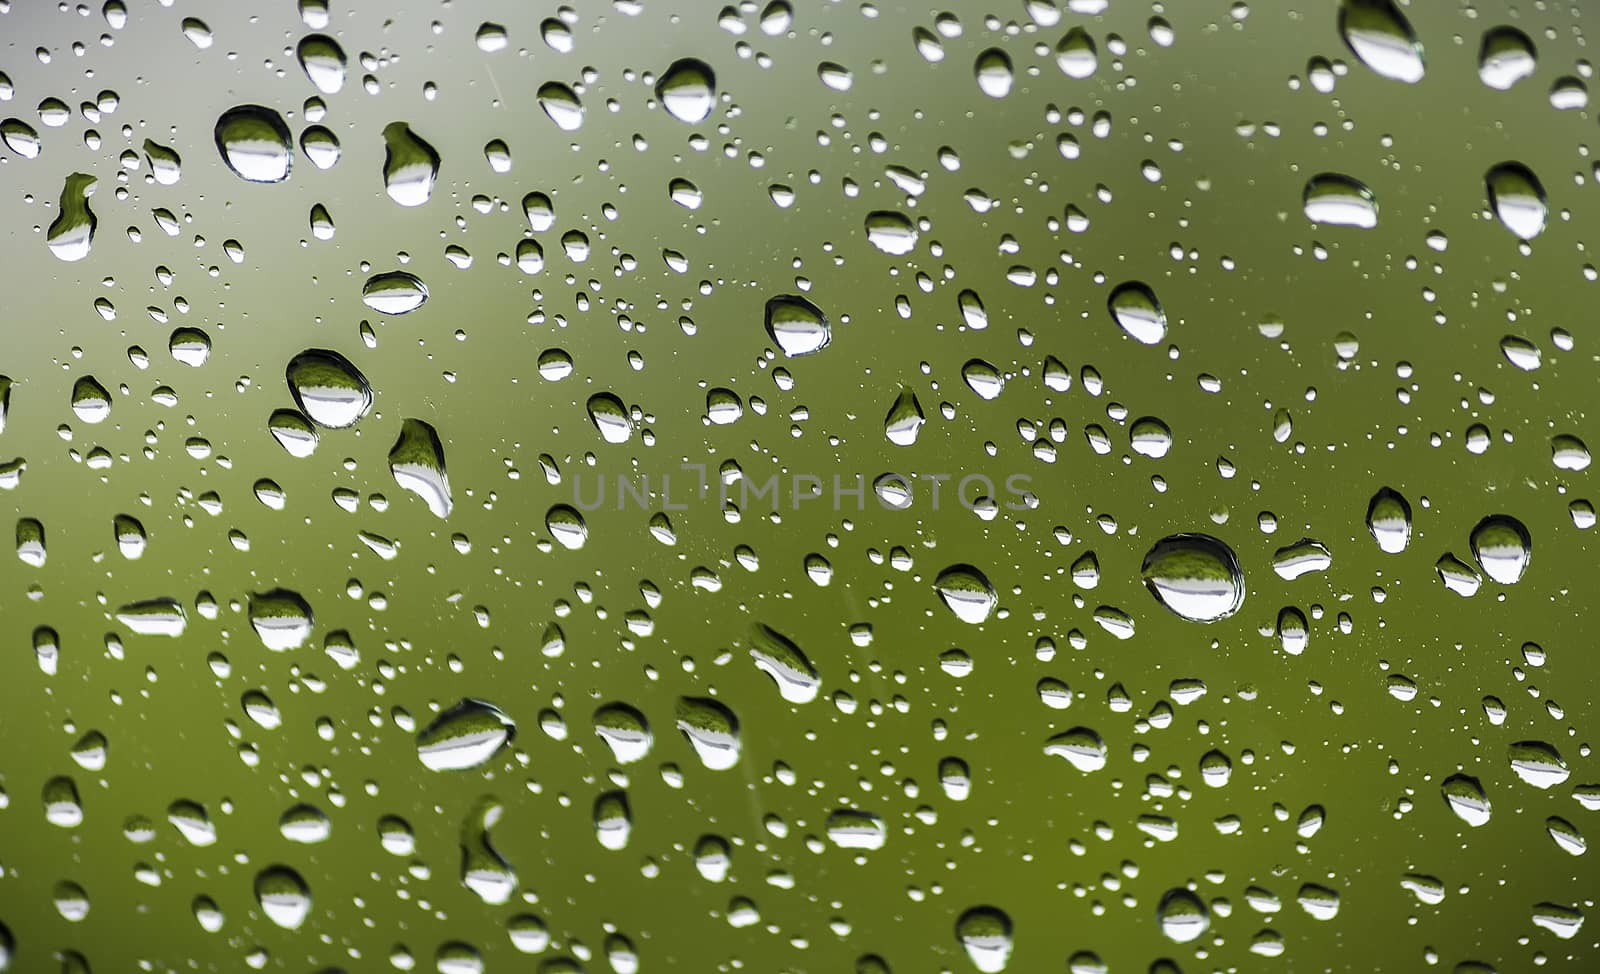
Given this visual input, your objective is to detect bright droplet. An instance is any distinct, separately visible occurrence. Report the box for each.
[864,210,918,255]
[1486,162,1547,240]
[934,564,997,624]
[388,418,452,518]
[955,906,1014,973]
[1478,26,1535,90]
[1338,0,1425,84]
[214,105,293,182]
[254,865,311,929]
[286,349,371,429]
[1107,281,1166,345]
[675,697,741,770]
[362,270,428,314]
[1366,487,1412,553]
[1140,533,1245,622]
[657,58,717,124]
[381,122,440,207]
[417,699,515,771]
[248,588,314,650]
[1470,514,1531,584]
[296,34,347,93]
[764,294,830,357]
[1303,173,1377,228]
[47,173,97,261]
[1441,773,1491,826]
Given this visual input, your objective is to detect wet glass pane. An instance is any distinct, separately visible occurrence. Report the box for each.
[0,0,1593,971]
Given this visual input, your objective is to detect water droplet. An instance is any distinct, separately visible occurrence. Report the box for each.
[362,270,429,314]
[286,349,371,429]
[1486,162,1547,240]
[587,392,633,443]
[1478,26,1535,90]
[694,834,731,882]
[1044,727,1107,772]
[764,294,830,356]
[254,865,311,930]
[1366,487,1412,553]
[70,375,111,423]
[1338,0,1425,84]
[43,775,83,827]
[974,48,1013,98]
[1551,434,1590,471]
[593,703,653,763]
[1277,605,1309,655]
[1129,416,1172,458]
[461,798,518,902]
[1107,281,1166,345]
[1,117,41,158]
[955,906,1014,973]
[1435,552,1483,597]
[297,34,347,94]
[1157,888,1210,943]
[300,124,341,169]
[934,564,997,624]
[883,388,925,446]
[865,210,918,255]
[1303,173,1377,228]
[115,597,187,636]
[750,624,820,703]
[1441,773,1491,826]
[962,359,1005,399]
[1271,538,1333,580]
[388,418,452,518]
[417,699,515,771]
[675,697,741,770]
[1508,740,1569,789]
[1056,27,1098,78]
[1470,514,1530,584]
[279,803,331,844]
[1141,533,1245,622]
[545,504,587,549]
[1530,902,1585,940]
[269,408,319,458]
[248,588,314,650]
[657,58,717,123]
[826,809,886,850]
[214,105,293,182]
[47,173,97,262]
[381,122,440,207]
[537,81,585,131]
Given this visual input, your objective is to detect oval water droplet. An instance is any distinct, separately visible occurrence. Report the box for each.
[297,34,347,94]
[1272,538,1333,579]
[1303,173,1377,228]
[71,375,111,423]
[1508,740,1569,789]
[248,588,313,650]
[1157,888,1210,943]
[1056,27,1098,78]
[1441,773,1491,826]
[955,906,1014,973]
[587,392,633,444]
[1044,727,1107,772]
[362,270,428,314]
[254,865,311,930]
[865,210,918,255]
[388,418,452,518]
[1107,281,1166,344]
[764,294,830,356]
[675,697,741,770]
[593,703,653,764]
[1141,533,1245,622]
[826,809,886,850]
[1468,514,1531,587]
[883,388,925,446]
[1486,162,1547,240]
[1338,0,1425,84]
[537,81,585,131]
[1366,487,1412,553]
[286,349,371,429]
[934,564,997,624]
[417,698,515,771]
[214,105,293,182]
[116,597,187,636]
[974,48,1013,98]
[657,58,717,123]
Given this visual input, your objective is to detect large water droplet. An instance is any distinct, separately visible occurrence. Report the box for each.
[417,699,515,771]
[214,105,293,182]
[248,588,314,650]
[115,597,188,636]
[934,564,997,624]
[955,906,1014,973]
[593,703,653,764]
[286,349,371,429]
[865,210,918,255]
[764,294,830,356]
[1366,486,1412,553]
[1338,0,1425,84]
[826,809,886,850]
[1469,514,1531,584]
[362,270,429,314]
[1271,538,1333,580]
[1107,281,1166,344]
[1043,727,1107,772]
[1441,773,1491,826]
[71,375,111,423]
[389,418,452,518]
[381,122,440,207]
[460,798,518,903]
[657,58,717,123]
[254,865,312,929]
[883,388,925,446]
[1303,173,1377,228]
[749,624,820,703]
[537,81,585,131]
[1056,27,1098,78]
[1508,740,1569,789]
[675,697,741,770]
[587,392,633,444]
[1156,888,1210,943]
[974,48,1013,98]
[297,34,347,93]
[1486,162,1547,240]
[1141,533,1245,622]
[47,173,97,261]
[1478,26,1535,90]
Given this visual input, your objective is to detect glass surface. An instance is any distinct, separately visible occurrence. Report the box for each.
[0,0,1593,971]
